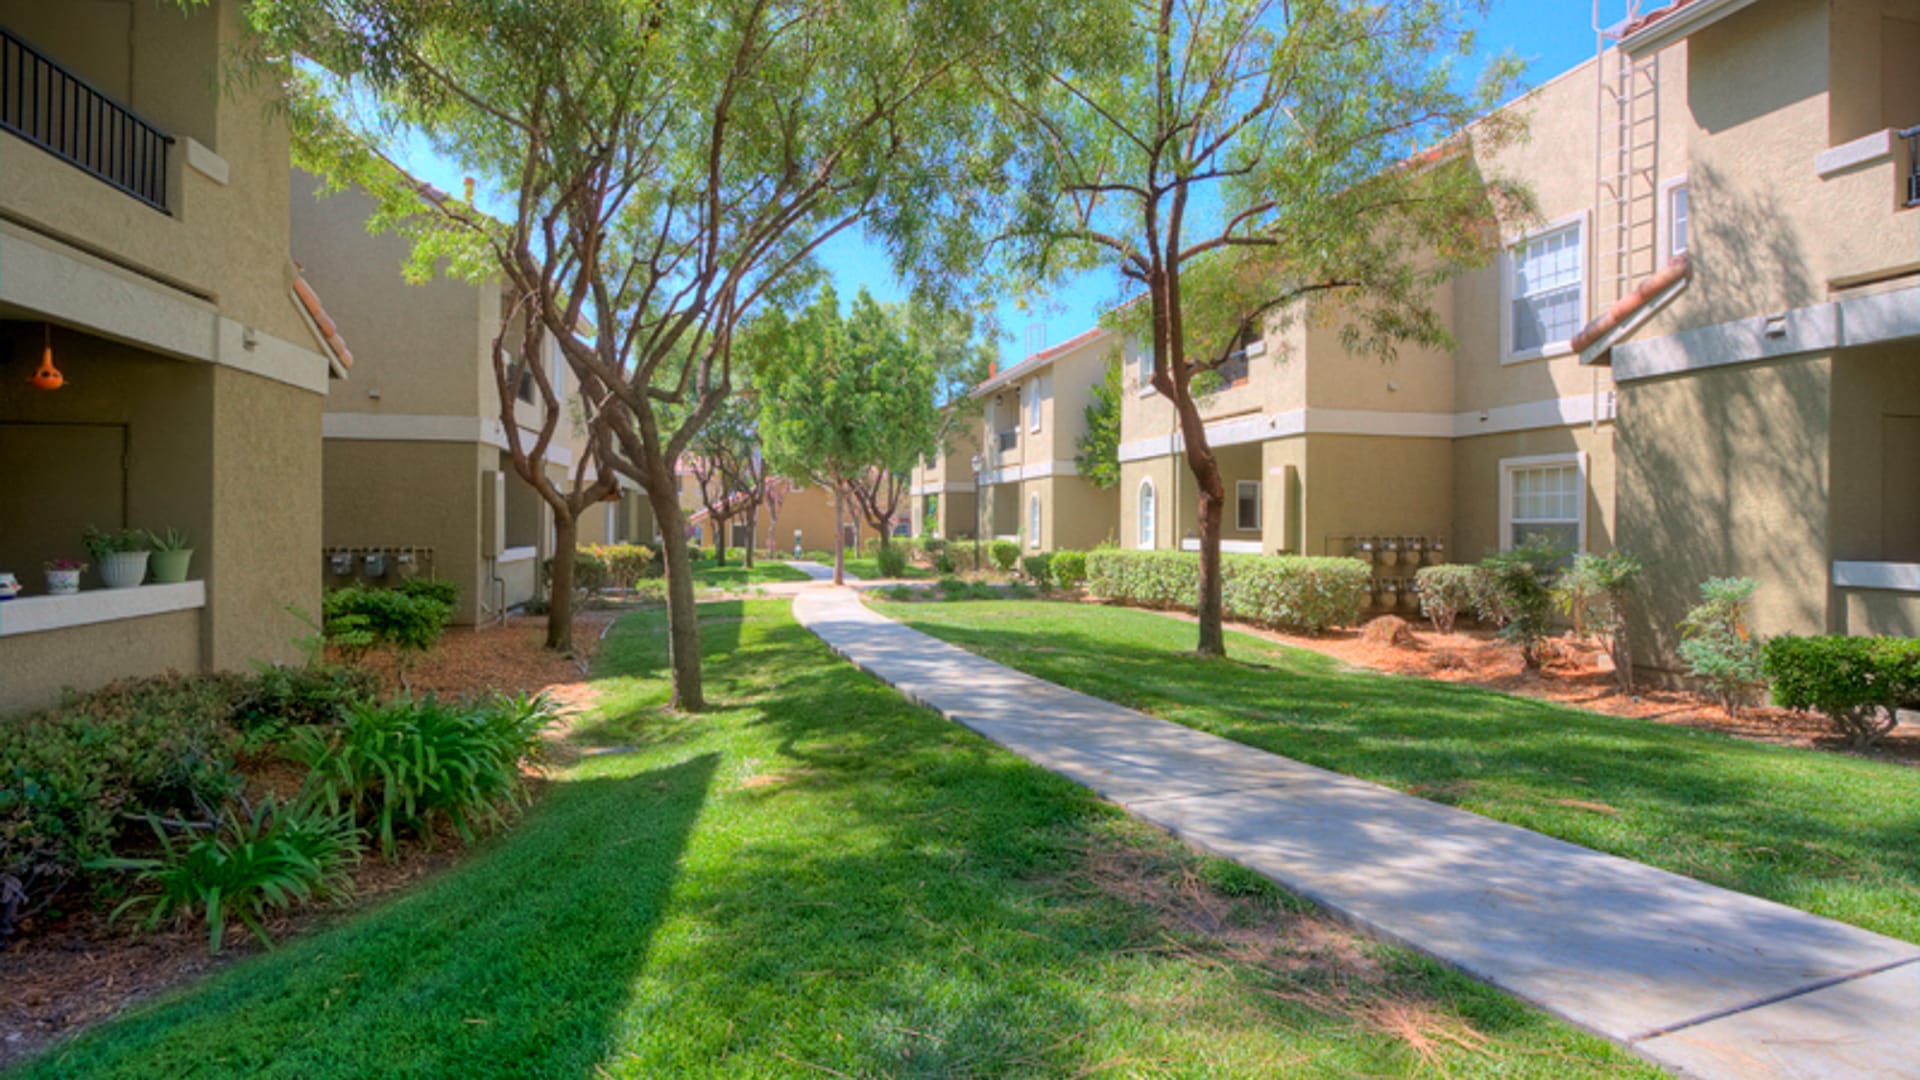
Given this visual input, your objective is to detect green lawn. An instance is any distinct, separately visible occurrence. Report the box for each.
[875,600,1920,944]
[20,602,1647,1078]
[689,557,810,588]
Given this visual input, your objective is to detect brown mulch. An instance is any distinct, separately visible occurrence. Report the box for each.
[1145,606,1920,766]
[0,614,611,1070]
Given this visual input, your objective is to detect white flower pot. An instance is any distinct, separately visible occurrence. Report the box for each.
[99,551,151,590]
[46,569,81,595]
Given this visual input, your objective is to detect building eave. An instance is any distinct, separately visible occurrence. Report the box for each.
[1619,0,1759,58]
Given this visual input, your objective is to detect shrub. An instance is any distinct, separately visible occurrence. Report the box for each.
[918,537,947,557]
[1553,551,1646,691]
[543,548,611,597]
[937,576,970,601]
[396,577,460,611]
[230,664,379,739]
[1412,564,1480,634]
[1764,635,1920,747]
[875,544,909,578]
[934,552,957,575]
[321,586,453,678]
[990,539,1020,572]
[1021,552,1055,589]
[1005,581,1035,599]
[1677,577,1766,717]
[102,795,361,953]
[1086,550,1369,633]
[1478,540,1565,667]
[587,544,654,590]
[1051,550,1088,590]
[291,693,553,856]
[884,585,916,602]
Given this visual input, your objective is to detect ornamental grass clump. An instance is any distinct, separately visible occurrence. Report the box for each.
[1553,551,1645,691]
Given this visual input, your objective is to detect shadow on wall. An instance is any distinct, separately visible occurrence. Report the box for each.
[1617,161,1827,669]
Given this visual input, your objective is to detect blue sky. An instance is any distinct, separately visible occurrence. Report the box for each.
[391,0,1610,366]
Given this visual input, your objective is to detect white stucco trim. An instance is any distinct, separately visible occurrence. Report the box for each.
[1815,129,1893,178]
[0,224,331,394]
[1833,561,1920,593]
[497,546,538,565]
[1181,538,1263,554]
[1613,285,1920,383]
[0,581,205,638]
[323,412,573,467]
[979,459,1080,486]
[183,137,230,185]
[910,480,977,496]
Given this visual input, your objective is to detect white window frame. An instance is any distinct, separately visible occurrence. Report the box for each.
[1136,478,1157,549]
[1498,452,1588,553]
[1028,492,1043,548]
[1133,340,1156,397]
[1235,480,1261,531]
[1660,176,1689,259]
[1500,211,1589,364]
[1028,378,1043,433]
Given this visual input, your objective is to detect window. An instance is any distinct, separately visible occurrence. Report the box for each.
[1028,493,1042,548]
[1133,341,1155,395]
[1506,217,1585,360]
[515,369,535,404]
[1137,479,1156,549]
[1214,326,1259,390]
[1028,379,1043,432]
[1667,181,1689,257]
[1500,454,1585,554]
[1235,480,1261,531]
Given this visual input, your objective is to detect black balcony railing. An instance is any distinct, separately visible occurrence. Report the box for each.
[1901,125,1920,209]
[1,25,172,212]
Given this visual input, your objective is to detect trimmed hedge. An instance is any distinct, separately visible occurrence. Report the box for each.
[1412,564,1480,634]
[1086,550,1369,633]
[1764,634,1920,747]
[1051,550,1088,589]
[989,539,1020,572]
[1021,552,1054,589]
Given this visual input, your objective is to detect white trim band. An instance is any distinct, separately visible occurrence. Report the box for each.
[979,459,1080,485]
[0,581,205,638]
[910,481,977,496]
[1815,129,1893,178]
[1613,285,1920,383]
[323,412,573,467]
[1117,394,1613,462]
[497,546,538,565]
[1180,538,1262,554]
[1833,561,1920,593]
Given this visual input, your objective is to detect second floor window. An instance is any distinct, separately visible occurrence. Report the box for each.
[1028,381,1042,432]
[515,369,536,404]
[1509,219,1584,359]
[1668,182,1689,257]
[1215,326,1258,390]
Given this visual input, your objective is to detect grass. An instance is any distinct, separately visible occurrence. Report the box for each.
[875,599,1920,944]
[688,557,810,589]
[20,602,1649,1078]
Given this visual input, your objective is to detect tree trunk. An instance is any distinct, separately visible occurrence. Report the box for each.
[743,503,758,568]
[712,520,727,567]
[646,478,705,711]
[832,481,847,586]
[547,515,578,653]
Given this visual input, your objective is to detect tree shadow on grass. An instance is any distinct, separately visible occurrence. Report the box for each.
[21,754,719,1080]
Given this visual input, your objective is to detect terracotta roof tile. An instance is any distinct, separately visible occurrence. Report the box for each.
[293,270,353,370]
[1619,0,1697,39]
[1571,253,1690,354]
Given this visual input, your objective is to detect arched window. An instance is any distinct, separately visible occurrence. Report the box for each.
[1028,493,1042,549]
[1137,479,1156,550]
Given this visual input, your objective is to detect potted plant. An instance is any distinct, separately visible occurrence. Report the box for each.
[44,558,86,595]
[84,526,151,590]
[148,527,195,584]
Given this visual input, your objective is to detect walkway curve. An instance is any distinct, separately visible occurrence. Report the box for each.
[791,584,1920,1080]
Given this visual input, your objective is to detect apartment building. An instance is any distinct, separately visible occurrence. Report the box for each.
[971,328,1120,551]
[1111,0,1918,670]
[294,175,650,625]
[688,478,880,557]
[908,425,980,540]
[0,1,338,712]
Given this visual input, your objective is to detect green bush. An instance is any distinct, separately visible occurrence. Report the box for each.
[1086,550,1369,633]
[1005,581,1035,599]
[1678,577,1766,717]
[230,664,379,738]
[1412,564,1480,634]
[102,794,361,953]
[543,548,611,597]
[1021,552,1055,589]
[321,585,453,667]
[918,537,947,557]
[990,539,1021,572]
[875,544,909,578]
[1478,540,1565,667]
[1051,550,1088,590]
[291,693,553,857]
[396,577,460,611]
[589,544,654,590]
[934,552,957,575]
[937,576,970,601]
[1553,551,1646,691]
[1763,635,1920,747]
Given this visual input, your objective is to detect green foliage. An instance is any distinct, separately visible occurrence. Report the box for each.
[1087,550,1370,633]
[588,544,654,590]
[545,549,612,597]
[874,543,909,578]
[82,526,150,558]
[989,539,1021,572]
[148,527,192,553]
[1074,355,1124,489]
[917,536,947,557]
[1051,550,1088,589]
[291,694,554,857]
[1412,564,1481,635]
[1478,541,1566,668]
[934,552,958,575]
[103,795,361,953]
[883,585,916,602]
[1021,552,1055,589]
[1005,581,1036,599]
[1553,551,1646,691]
[937,576,971,601]
[396,577,460,611]
[1678,577,1767,717]
[231,664,379,739]
[320,586,453,664]
[1764,635,1920,747]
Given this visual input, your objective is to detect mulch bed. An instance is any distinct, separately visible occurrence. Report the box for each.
[0,614,611,1070]
[1151,607,1920,766]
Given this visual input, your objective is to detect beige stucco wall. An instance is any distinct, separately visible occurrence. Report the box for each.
[0,610,203,716]
[323,440,487,622]
[1297,435,1455,559]
[1452,425,1617,566]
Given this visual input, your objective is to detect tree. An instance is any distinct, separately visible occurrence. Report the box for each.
[757,287,945,584]
[686,452,733,565]
[993,0,1528,655]
[254,0,1042,708]
[1075,352,1124,489]
[686,383,774,568]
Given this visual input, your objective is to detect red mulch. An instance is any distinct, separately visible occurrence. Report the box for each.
[1149,607,1920,766]
[0,614,610,1070]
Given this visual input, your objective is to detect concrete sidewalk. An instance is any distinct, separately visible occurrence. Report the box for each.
[790,584,1920,1079]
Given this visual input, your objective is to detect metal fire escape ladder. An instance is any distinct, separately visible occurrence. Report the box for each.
[1595,17,1662,310]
